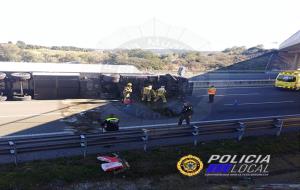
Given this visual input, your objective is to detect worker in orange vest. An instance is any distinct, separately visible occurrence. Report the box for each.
[208,85,217,103]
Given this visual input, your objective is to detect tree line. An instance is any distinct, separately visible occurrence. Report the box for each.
[0,41,271,72]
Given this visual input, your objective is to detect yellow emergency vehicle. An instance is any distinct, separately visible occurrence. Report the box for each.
[275,71,300,90]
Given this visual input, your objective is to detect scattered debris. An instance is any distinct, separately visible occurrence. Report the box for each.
[61,109,103,133]
[97,153,130,174]
[61,117,78,123]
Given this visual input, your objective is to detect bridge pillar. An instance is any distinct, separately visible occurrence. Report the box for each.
[294,53,300,69]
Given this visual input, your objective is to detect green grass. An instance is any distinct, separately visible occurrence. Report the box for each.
[0,132,299,190]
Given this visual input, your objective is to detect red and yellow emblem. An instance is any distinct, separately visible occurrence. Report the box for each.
[177,155,203,176]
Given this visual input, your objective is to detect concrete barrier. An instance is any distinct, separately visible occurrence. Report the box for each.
[190,79,274,88]
[189,79,275,94]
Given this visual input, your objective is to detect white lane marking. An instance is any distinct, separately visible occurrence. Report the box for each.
[63,126,77,132]
[224,100,295,106]
[2,113,299,137]
[123,113,300,129]
[0,113,62,118]
[0,99,120,105]
[0,100,65,104]
[0,108,89,118]
[0,131,73,139]
[198,93,259,97]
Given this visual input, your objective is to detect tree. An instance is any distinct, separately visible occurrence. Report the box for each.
[21,51,35,62]
[22,50,44,62]
[16,41,26,49]
[1,44,22,61]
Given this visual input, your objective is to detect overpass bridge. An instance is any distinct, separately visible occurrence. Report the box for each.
[279,30,300,69]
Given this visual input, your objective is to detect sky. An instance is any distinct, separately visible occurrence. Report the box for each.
[0,0,299,51]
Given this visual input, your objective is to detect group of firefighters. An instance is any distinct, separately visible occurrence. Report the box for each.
[102,83,217,131]
[123,83,167,103]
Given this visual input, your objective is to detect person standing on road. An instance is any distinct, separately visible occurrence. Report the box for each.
[154,86,167,103]
[123,83,133,102]
[101,114,120,132]
[142,85,153,102]
[178,102,193,126]
[208,85,217,103]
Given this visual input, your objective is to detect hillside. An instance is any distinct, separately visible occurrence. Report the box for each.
[219,50,291,71]
[0,41,278,72]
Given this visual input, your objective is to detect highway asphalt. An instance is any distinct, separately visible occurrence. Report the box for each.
[0,85,300,137]
[189,86,300,121]
[0,100,106,137]
[124,86,300,127]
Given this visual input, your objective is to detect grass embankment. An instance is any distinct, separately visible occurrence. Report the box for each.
[0,133,299,190]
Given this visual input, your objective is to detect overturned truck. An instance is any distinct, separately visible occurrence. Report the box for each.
[0,62,189,101]
[0,72,188,100]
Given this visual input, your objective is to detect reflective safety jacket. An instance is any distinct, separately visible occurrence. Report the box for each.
[102,117,119,131]
[181,105,193,117]
[143,86,152,95]
[157,87,166,96]
[208,87,217,95]
[123,86,132,93]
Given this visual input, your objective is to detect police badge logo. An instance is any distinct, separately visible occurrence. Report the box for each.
[177,155,203,176]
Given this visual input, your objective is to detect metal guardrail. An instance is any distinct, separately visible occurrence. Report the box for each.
[0,114,299,165]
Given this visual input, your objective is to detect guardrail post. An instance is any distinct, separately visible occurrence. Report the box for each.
[273,119,283,136]
[80,135,87,158]
[236,122,246,141]
[192,126,199,146]
[142,129,149,152]
[8,141,17,165]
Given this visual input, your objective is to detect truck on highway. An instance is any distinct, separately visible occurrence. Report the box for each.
[275,70,300,90]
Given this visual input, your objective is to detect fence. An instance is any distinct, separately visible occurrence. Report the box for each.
[0,114,299,165]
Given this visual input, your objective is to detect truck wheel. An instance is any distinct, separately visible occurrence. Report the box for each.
[0,96,7,101]
[11,73,31,80]
[0,73,6,80]
[13,95,32,101]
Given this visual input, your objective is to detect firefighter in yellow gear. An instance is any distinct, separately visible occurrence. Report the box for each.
[208,85,217,103]
[142,85,153,102]
[154,86,167,103]
[123,83,133,101]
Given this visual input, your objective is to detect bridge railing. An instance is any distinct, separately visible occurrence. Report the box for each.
[0,114,299,165]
